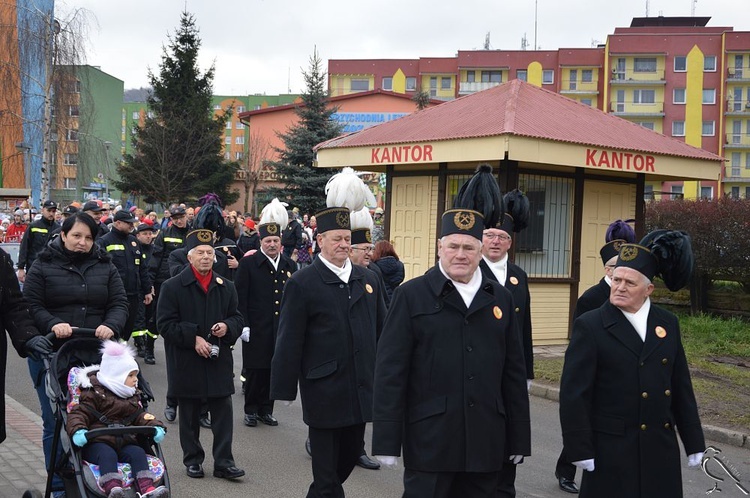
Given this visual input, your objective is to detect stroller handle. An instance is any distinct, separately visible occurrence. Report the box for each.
[44,327,101,341]
[85,426,162,439]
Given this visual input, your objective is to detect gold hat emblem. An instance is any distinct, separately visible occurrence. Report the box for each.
[365,230,372,243]
[335,211,349,228]
[493,306,503,320]
[365,283,373,294]
[613,240,623,252]
[454,211,476,231]
[266,224,278,235]
[509,276,519,285]
[216,277,224,285]
[620,245,638,262]
[655,326,667,338]
[197,230,212,243]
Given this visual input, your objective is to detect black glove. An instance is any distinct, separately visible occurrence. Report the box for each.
[25,335,54,361]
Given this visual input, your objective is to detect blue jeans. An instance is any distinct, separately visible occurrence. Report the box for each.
[28,357,64,492]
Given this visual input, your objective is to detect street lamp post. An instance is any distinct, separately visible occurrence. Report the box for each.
[103,141,111,200]
[14,142,32,190]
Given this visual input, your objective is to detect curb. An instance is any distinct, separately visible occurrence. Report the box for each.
[529,382,750,449]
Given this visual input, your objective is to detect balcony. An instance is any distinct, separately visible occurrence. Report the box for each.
[610,101,664,117]
[458,81,502,95]
[725,133,750,148]
[726,99,750,114]
[559,79,599,94]
[723,166,750,181]
[727,66,750,82]
[610,69,666,85]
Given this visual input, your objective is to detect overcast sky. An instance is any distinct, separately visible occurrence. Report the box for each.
[63,0,747,96]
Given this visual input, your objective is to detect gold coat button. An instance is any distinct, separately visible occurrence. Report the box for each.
[275,301,279,305]
[664,423,671,429]
[641,392,648,399]
[275,290,279,294]
[664,390,671,397]
[640,424,647,431]
[274,311,279,316]
[515,307,520,312]
[662,358,668,365]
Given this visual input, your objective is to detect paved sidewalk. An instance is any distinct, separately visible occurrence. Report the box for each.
[1,395,47,496]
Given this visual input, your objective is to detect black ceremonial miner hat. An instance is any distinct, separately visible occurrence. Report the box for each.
[315,207,350,234]
[441,209,484,240]
[185,229,214,251]
[257,222,280,240]
[351,228,372,245]
[615,243,657,281]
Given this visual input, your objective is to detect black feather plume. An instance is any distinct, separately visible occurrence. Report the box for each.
[453,164,504,229]
[503,189,529,232]
[194,194,226,236]
[640,229,693,291]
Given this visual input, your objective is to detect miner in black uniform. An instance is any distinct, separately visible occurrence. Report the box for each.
[553,219,635,494]
[17,200,58,283]
[271,206,386,498]
[132,223,158,361]
[560,231,705,498]
[235,217,295,427]
[149,206,190,423]
[157,229,245,481]
[81,200,109,239]
[97,210,152,343]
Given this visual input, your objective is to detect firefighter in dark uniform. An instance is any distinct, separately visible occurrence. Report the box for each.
[17,200,58,283]
[81,200,109,239]
[97,210,152,343]
[132,223,158,361]
[560,231,705,498]
[157,229,245,481]
[271,207,386,498]
[553,220,635,494]
[149,206,190,422]
[235,218,295,427]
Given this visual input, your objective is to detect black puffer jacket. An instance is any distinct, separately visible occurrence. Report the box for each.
[23,237,129,340]
[372,256,405,305]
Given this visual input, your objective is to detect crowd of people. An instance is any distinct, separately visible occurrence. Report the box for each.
[0,162,707,498]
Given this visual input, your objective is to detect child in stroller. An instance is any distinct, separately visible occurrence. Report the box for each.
[66,340,168,498]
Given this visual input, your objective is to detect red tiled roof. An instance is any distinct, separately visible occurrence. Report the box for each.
[316,79,723,162]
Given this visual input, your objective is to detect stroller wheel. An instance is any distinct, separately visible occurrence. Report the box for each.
[22,490,43,498]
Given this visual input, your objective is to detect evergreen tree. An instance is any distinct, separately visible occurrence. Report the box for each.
[267,48,343,215]
[116,11,238,205]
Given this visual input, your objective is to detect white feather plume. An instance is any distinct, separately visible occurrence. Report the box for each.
[259,198,289,231]
[325,167,376,211]
[349,207,374,231]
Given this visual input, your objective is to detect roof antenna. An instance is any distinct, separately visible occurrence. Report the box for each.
[645,0,649,16]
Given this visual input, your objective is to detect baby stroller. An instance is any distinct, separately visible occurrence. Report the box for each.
[38,329,170,498]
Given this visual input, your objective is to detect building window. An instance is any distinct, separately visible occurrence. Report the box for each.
[731,186,740,199]
[516,70,527,82]
[466,71,476,83]
[132,111,139,120]
[702,121,715,136]
[67,129,78,141]
[225,137,231,145]
[671,185,684,197]
[700,186,713,199]
[481,71,502,83]
[673,88,686,104]
[633,89,655,104]
[644,184,654,200]
[702,89,716,104]
[638,122,655,130]
[213,105,221,110]
[224,152,230,160]
[254,104,261,110]
[382,77,393,90]
[235,152,244,161]
[731,152,741,176]
[672,121,685,136]
[406,77,417,91]
[634,57,657,73]
[704,56,717,72]
[236,122,244,129]
[72,80,81,93]
[430,77,437,92]
[147,111,154,119]
[746,152,750,169]
[236,106,245,113]
[542,70,554,84]
[674,56,687,72]
[350,79,369,92]
[581,69,593,82]
[69,105,79,117]
[63,177,76,190]
[746,186,750,199]
[580,98,592,106]
[235,136,244,145]
[64,153,78,165]
[441,76,451,89]
[226,121,232,130]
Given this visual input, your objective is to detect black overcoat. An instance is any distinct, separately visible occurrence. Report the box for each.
[480,259,534,379]
[156,267,244,399]
[270,258,386,428]
[0,248,40,443]
[572,277,611,320]
[560,301,705,498]
[372,267,531,472]
[234,251,296,368]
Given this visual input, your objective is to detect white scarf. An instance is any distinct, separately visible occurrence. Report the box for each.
[483,254,508,285]
[318,254,352,283]
[261,247,280,271]
[96,371,137,399]
[620,298,651,342]
[439,261,482,308]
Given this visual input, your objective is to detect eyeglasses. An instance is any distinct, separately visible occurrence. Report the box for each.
[483,233,511,241]
[351,246,375,253]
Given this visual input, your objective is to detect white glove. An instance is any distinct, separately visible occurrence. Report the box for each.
[573,459,595,472]
[687,452,704,467]
[509,455,523,464]
[374,456,399,469]
[240,327,250,342]
[526,379,532,392]
[282,400,293,407]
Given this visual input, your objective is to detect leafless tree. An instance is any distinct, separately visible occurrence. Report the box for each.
[239,129,273,214]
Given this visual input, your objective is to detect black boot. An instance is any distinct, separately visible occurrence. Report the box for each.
[144,336,156,365]
[134,336,146,358]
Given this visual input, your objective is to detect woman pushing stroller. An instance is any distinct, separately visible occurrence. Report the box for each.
[67,340,168,498]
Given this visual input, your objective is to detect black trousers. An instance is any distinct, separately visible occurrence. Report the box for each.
[243,368,274,415]
[555,448,577,480]
[120,294,140,342]
[178,396,235,470]
[403,469,499,498]
[307,423,365,498]
[496,461,517,497]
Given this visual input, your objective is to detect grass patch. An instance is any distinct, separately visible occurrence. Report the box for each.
[535,312,750,433]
